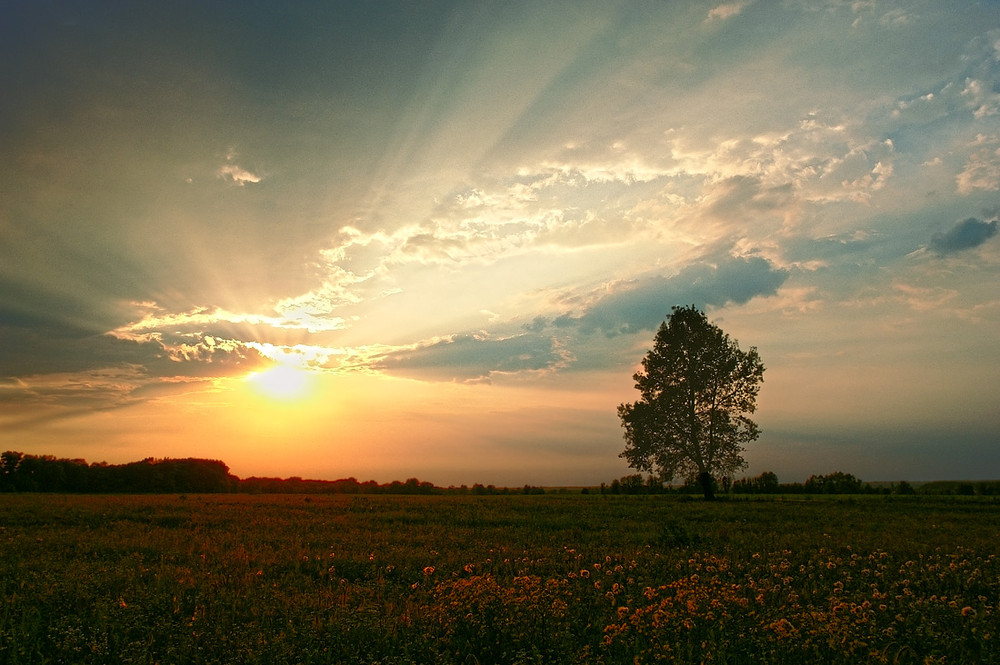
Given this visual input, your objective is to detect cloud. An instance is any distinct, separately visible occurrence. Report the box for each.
[358,255,787,382]
[218,163,262,186]
[706,2,749,23]
[554,255,789,338]
[956,139,1000,194]
[0,320,266,381]
[372,332,571,383]
[929,217,999,255]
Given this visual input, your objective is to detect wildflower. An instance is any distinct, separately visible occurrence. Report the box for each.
[617,606,629,619]
[580,569,590,578]
[962,607,977,617]
[423,566,435,576]
[769,618,796,638]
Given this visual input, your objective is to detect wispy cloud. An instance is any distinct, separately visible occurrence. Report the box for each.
[218,151,262,185]
[218,163,262,186]
[956,135,1000,194]
[705,1,749,23]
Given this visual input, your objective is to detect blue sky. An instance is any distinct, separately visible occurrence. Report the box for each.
[2,0,998,485]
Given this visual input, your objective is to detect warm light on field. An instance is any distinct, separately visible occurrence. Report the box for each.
[246,364,314,401]
[6,495,998,663]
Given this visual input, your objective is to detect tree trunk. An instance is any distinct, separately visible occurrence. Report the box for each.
[697,471,716,501]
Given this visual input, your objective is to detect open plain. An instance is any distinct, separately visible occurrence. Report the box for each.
[2,494,998,664]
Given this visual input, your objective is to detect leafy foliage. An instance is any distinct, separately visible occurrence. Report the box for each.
[618,306,764,497]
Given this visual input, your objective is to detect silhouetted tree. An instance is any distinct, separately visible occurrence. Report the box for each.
[618,306,764,500]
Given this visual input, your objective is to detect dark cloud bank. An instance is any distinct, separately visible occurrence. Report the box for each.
[930,217,998,256]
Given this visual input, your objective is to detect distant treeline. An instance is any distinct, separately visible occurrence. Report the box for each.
[0,452,236,494]
[3,451,999,496]
[605,471,1000,497]
[0,452,545,495]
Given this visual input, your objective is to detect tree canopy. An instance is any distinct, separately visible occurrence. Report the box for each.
[618,305,764,499]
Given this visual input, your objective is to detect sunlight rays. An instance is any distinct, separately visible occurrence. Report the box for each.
[245,364,313,401]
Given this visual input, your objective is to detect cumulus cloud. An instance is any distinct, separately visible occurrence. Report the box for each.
[929,217,999,256]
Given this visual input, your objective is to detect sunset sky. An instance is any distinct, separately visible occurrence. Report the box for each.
[2,1,999,486]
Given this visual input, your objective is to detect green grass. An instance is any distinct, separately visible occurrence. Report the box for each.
[1,494,998,664]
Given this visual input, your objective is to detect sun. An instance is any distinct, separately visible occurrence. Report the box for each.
[246,364,313,401]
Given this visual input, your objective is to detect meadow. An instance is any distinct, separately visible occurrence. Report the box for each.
[1,493,997,664]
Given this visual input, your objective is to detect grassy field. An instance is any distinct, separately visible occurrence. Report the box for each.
[1,494,998,664]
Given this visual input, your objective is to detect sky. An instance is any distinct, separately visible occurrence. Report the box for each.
[2,0,999,486]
